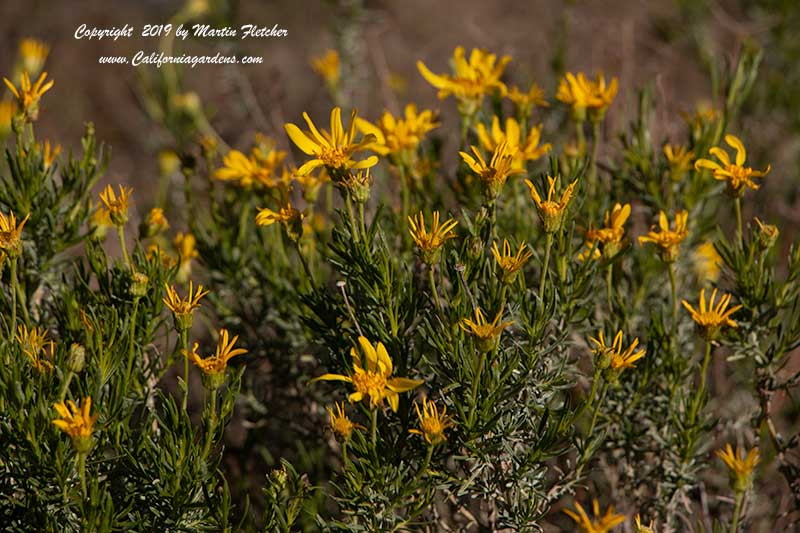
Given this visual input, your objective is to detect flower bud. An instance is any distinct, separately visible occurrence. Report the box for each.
[68,343,86,374]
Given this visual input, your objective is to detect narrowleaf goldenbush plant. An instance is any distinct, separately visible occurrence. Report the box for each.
[3,10,800,533]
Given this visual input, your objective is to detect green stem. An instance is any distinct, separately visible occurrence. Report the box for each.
[668,262,678,335]
[575,119,586,155]
[125,298,139,391]
[734,197,743,249]
[9,256,17,336]
[341,441,349,470]
[345,194,359,243]
[180,329,189,411]
[78,452,87,500]
[688,342,712,427]
[605,265,613,312]
[539,233,553,297]
[58,371,74,402]
[370,408,378,447]
[294,241,315,286]
[467,350,488,428]
[588,120,600,200]
[588,382,608,435]
[428,265,441,311]
[201,387,218,461]
[358,202,367,242]
[117,225,132,270]
[411,445,434,486]
[730,490,744,533]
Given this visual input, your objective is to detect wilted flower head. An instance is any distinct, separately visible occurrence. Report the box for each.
[754,217,779,251]
[525,176,578,233]
[311,49,341,87]
[556,71,618,121]
[637,210,688,263]
[99,184,132,226]
[564,498,625,533]
[17,324,54,373]
[716,443,759,493]
[695,134,769,197]
[417,46,510,115]
[409,398,454,446]
[460,141,525,200]
[52,397,98,453]
[284,107,378,177]
[311,336,424,412]
[408,210,458,265]
[0,210,30,257]
[256,201,304,242]
[3,71,54,120]
[475,116,551,169]
[681,288,742,341]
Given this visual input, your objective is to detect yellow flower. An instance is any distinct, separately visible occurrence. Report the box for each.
[564,499,625,533]
[460,141,525,200]
[0,210,30,256]
[214,146,286,189]
[584,203,631,259]
[184,329,247,385]
[311,49,341,87]
[158,149,181,177]
[42,140,60,170]
[475,116,551,169]
[0,100,16,137]
[694,134,770,197]
[256,201,304,242]
[355,103,439,157]
[409,398,454,446]
[716,443,760,492]
[174,232,199,282]
[18,38,50,76]
[99,184,132,226]
[556,71,618,121]
[754,217,779,250]
[327,401,363,441]
[163,281,208,331]
[311,336,424,412]
[17,324,54,373]
[692,241,722,284]
[590,329,646,379]
[681,288,742,341]
[417,46,510,114]
[637,210,688,263]
[3,71,54,120]
[491,239,532,284]
[293,167,330,202]
[508,83,549,114]
[525,176,578,233]
[143,207,169,237]
[284,107,378,177]
[634,514,655,533]
[460,307,513,352]
[664,143,694,181]
[52,397,98,452]
[408,210,458,265]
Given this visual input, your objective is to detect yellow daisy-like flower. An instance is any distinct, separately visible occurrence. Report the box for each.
[692,241,722,284]
[284,107,378,177]
[311,336,424,412]
[634,514,655,533]
[508,83,549,114]
[590,329,646,379]
[491,239,533,284]
[408,210,458,265]
[99,184,132,226]
[355,103,439,157]
[716,443,760,493]
[556,71,618,121]
[52,396,98,452]
[694,134,770,197]
[255,201,304,242]
[163,281,208,331]
[3,71,54,120]
[664,143,694,181]
[460,307,513,352]
[584,203,631,259]
[42,140,61,170]
[184,329,248,388]
[564,498,626,533]
[637,210,688,263]
[327,401,363,441]
[174,232,199,283]
[409,398,454,446]
[17,324,54,373]
[475,116,552,170]
[0,210,30,257]
[525,176,578,233]
[214,146,287,189]
[18,38,50,76]
[417,46,510,114]
[144,207,169,237]
[310,49,341,87]
[681,288,742,341]
[460,141,525,200]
